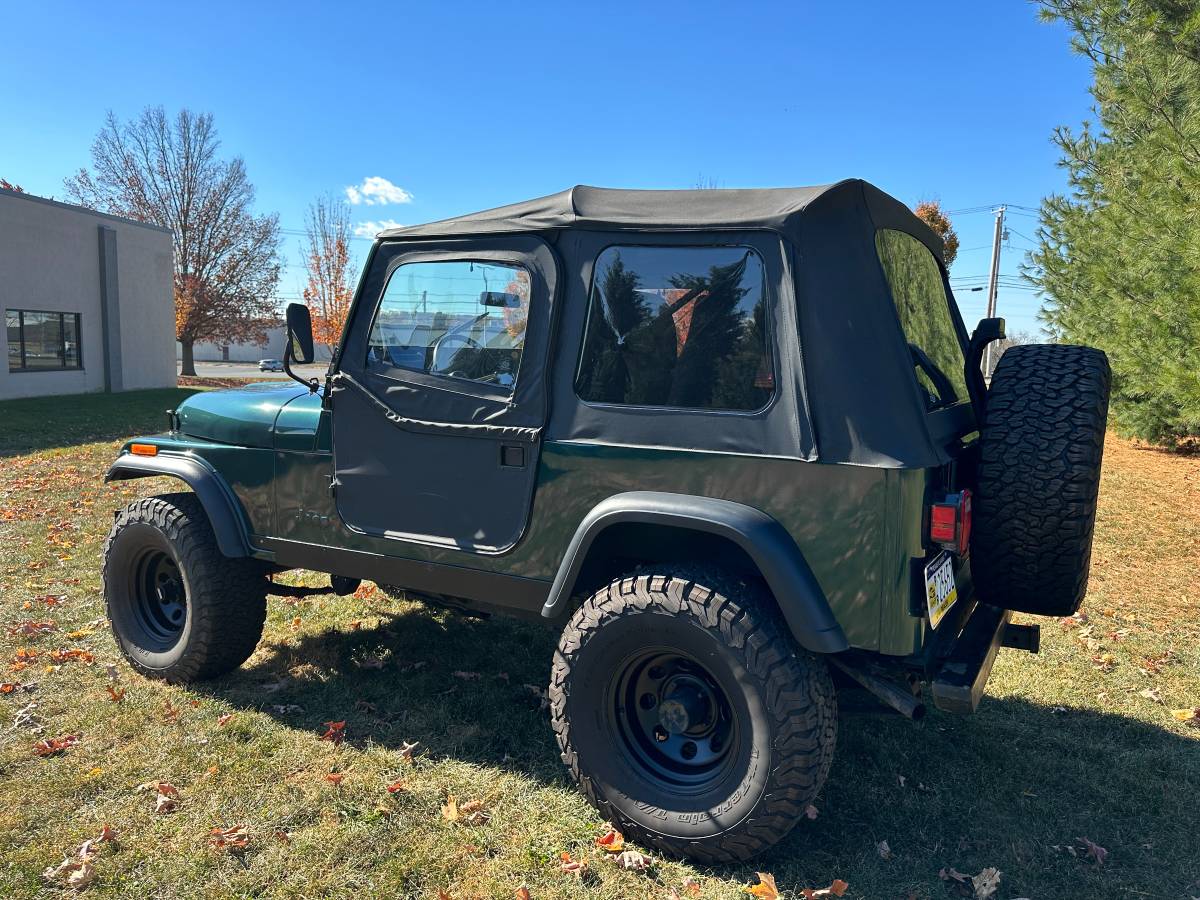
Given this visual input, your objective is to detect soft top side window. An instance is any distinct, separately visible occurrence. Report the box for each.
[875,229,968,409]
[575,245,774,412]
[366,259,530,394]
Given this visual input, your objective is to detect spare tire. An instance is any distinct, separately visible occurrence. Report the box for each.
[971,344,1111,616]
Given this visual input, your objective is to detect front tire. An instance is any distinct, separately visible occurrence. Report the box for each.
[549,568,836,864]
[102,492,268,682]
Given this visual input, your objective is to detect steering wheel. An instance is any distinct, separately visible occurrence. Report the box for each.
[431,332,483,376]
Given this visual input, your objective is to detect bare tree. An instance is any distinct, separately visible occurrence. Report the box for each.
[301,195,354,352]
[65,107,280,375]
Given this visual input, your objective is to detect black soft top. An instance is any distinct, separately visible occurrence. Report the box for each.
[379,180,945,260]
[367,180,964,469]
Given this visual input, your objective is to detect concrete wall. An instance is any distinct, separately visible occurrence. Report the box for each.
[0,188,174,400]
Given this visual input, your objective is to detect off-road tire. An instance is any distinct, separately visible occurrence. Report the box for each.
[972,344,1111,616]
[102,492,268,682]
[549,568,836,864]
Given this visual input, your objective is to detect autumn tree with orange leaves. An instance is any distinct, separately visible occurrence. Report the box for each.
[301,196,355,351]
[65,107,281,375]
[913,200,959,267]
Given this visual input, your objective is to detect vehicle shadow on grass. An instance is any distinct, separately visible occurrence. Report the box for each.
[202,604,1200,896]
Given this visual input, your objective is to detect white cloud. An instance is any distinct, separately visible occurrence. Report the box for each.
[345,176,413,206]
[353,219,405,238]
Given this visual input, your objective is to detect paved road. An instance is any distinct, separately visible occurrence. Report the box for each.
[178,361,328,380]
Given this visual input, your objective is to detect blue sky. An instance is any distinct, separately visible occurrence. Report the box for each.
[0,1,1092,334]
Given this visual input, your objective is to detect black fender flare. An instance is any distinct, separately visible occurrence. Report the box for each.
[540,491,849,654]
[105,453,251,558]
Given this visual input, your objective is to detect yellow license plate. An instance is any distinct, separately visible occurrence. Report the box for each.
[925,552,958,630]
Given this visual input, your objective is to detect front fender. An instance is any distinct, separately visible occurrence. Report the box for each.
[105,453,251,558]
[540,491,849,654]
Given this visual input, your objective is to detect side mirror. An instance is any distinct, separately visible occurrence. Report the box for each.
[972,317,1006,345]
[285,303,315,364]
[963,317,1006,416]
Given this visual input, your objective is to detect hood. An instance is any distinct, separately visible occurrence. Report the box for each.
[176,382,311,448]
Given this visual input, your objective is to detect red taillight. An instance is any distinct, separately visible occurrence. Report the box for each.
[929,489,972,555]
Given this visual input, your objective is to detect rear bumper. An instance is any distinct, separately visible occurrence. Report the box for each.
[930,603,1012,714]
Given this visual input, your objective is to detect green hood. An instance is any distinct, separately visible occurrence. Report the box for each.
[176,382,311,448]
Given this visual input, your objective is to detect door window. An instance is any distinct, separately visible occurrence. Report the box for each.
[575,245,773,411]
[367,260,530,394]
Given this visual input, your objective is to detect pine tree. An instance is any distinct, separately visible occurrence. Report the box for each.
[1032,0,1200,446]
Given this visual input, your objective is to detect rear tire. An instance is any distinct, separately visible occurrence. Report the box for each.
[972,344,1111,616]
[549,568,836,864]
[102,492,268,682]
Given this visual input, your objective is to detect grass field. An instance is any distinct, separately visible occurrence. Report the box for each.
[1,388,1197,899]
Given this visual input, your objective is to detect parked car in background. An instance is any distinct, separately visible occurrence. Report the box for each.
[258,359,284,372]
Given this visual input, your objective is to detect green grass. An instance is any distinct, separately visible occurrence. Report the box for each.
[1,390,1197,898]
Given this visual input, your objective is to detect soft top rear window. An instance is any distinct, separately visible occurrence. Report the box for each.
[875,229,968,408]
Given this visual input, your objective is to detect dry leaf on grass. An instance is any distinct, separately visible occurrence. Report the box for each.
[41,825,115,889]
[209,824,251,852]
[803,803,819,820]
[595,825,625,853]
[877,839,893,859]
[559,851,588,877]
[452,670,482,681]
[33,733,79,756]
[6,620,56,637]
[801,880,849,899]
[515,888,531,900]
[1171,707,1200,727]
[1138,687,1163,704]
[163,700,180,723]
[745,872,779,898]
[940,867,1000,899]
[1075,836,1108,866]
[398,740,419,762]
[612,849,652,871]
[681,877,701,896]
[217,713,234,726]
[386,779,406,794]
[105,685,125,702]
[320,720,346,744]
[325,772,345,786]
[442,795,491,826]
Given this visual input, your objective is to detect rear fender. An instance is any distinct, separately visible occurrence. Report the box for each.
[540,491,849,654]
[105,453,251,558]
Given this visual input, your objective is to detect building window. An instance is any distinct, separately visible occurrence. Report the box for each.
[5,310,83,372]
[576,245,774,411]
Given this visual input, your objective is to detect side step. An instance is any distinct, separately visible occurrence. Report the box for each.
[930,604,1013,714]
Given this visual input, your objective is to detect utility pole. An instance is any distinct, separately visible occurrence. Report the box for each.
[982,205,1006,380]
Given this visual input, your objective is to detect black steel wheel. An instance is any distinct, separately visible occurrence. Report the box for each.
[103,492,268,682]
[550,568,836,864]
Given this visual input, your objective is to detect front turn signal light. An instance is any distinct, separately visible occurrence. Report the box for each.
[130,443,158,457]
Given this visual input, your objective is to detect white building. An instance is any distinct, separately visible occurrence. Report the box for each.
[1,187,175,400]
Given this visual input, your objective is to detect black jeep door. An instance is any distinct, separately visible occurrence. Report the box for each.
[330,235,557,553]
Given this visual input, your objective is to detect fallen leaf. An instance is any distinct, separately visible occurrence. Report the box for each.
[325,772,345,786]
[681,877,701,896]
[163,700,179,723]
[803,803,819,820]
[595,825,625,853]
[1075,836,1108,866]
[354,699,377,713]
[1092,653,1116,673]
[49,647,94,665]
[386,779,406,794]
[442,795,491,826]
[155,793,177,814]
[399,740,419,762]
[104,664,119,681]
[801,880,850,899]
[274,830,291,844]
[453,670,481,681]
[972,868,1000,900]
[559,851,588,877]
[877,839,893,859]
[6,620,56,637]
[33,733,80,756]
[106,685,125,702]
[217,713,234,726]
[1171,707,1200,727]
[613,849,652,871]
[320,720,346,744]
[209,824,250,852]
[745,872,779,899]
[515,888,531,900]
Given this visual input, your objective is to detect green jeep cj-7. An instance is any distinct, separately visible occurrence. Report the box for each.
[103,182,1110,862]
